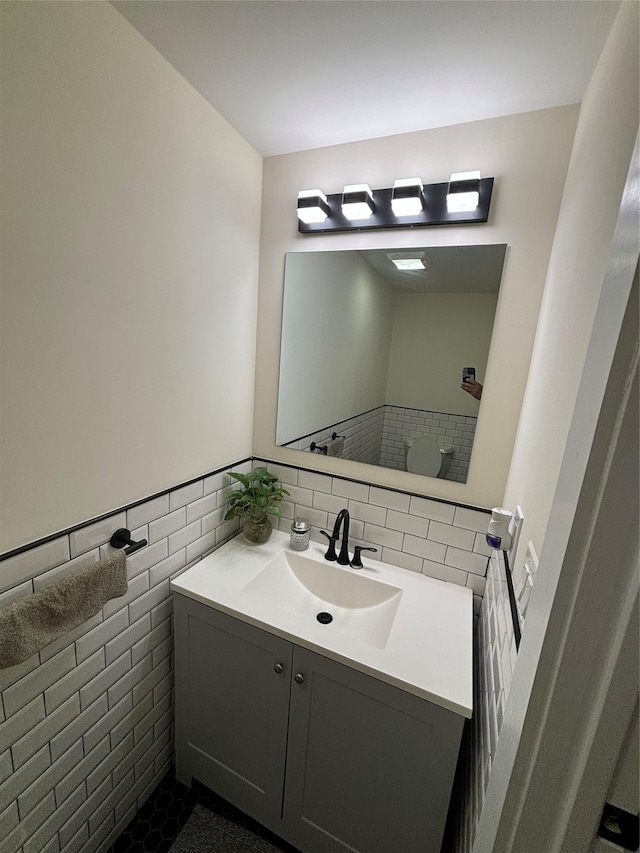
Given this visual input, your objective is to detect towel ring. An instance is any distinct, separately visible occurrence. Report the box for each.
[110,528,147,556]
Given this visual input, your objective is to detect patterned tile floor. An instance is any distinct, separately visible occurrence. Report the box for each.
[108,769,300,853]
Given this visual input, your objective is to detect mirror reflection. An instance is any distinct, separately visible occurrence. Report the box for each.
[276,244,507,483]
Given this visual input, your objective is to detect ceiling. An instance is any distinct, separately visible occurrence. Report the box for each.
[358,244,507,293]
[112,1,619,158]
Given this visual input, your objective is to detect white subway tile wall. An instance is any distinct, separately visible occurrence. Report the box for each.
[0,461,249,853]
[281,407,384,466]
[260,460,489,604]
[0,457,490,853]
[450,551,519,853]
[380,405,477,482]
[281,405,477,482]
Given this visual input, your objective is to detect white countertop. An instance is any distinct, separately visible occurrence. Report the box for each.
[171,530,473,718]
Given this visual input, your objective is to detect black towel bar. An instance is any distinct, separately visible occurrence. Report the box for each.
[110,528,147,556]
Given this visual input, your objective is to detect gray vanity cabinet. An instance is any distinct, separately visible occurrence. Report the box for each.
[174,594,465,853]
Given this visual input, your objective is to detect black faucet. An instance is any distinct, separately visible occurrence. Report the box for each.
[320,508,351,565]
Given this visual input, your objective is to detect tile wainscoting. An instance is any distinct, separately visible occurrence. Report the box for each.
[448,550,520,853]
[281,405,477,482]
[0,458,491,853]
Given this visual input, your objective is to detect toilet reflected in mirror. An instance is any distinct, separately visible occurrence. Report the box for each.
[406,436,455,479]
[276,244,507,483]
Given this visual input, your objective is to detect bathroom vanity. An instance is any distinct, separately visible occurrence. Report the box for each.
[172,531,473,853]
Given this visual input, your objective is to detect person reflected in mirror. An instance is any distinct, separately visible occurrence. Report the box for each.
[461,378,483,400]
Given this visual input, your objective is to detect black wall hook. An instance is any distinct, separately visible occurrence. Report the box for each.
[310,442,328,454]
[110,528,147,556]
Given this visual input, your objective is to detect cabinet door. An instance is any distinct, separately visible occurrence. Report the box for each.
[284,646,464,853]
[174,596,293,827]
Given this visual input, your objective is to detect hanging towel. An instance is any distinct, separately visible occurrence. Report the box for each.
[327,436,345,457]
[0,549,128,668]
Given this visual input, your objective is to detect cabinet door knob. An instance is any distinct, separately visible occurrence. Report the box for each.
[273,662,284,674]
[294,673,305,685]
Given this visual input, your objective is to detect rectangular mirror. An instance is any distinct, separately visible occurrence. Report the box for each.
[276,244,507,483]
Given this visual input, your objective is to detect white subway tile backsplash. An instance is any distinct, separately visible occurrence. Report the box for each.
[148,508,186,545]
[402,534,447,563]
[368,486,410,512]
[408,496,456,524]
[466,575,487,596]
[0,800,19,836]
[75,609,129,664]
[0,457,499,853]
[421,561,468,586]
[186,531,217,563]
[168,520,201,556]
[347,500,387,527]
[186,493,218,525]
[0,750,12,787]
[105,615,150,667]
[33,549,99,592]
[445,547,489,576]
[4,790,56,852]
[80,652,130,712]
[453,506,491,533]
[331,479,369,502]
[126,495,170,531]
[19,739,83,817]
[298,470,332,493]
[428,521,476,551]
[12,694,80,769]
[380,548,422,573]
[201,507,225,535]
[107,657,152,711]
[69,515,125,559]
[86,694,133,754]
[0,537,70,593]
[102,573,148,620]
[43,648,104,715]
[127,539,169,578]
[169,481,203,511]
[3,647,75,718]
[203,470,229,495]
[385,509,428,537]
[0,696,45,755]
[312,491,346,515]
[362,523,404,551]
[0,744,49,814]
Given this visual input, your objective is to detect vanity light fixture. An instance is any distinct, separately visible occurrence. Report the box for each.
[446,171,481,213]
[341,184,375,221]
[391,178,424,217]
[297,172,493,234]
[297,189,330,224]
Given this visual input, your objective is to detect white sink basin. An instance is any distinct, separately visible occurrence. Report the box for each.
[240,549,403,649]
[170,531,474,716]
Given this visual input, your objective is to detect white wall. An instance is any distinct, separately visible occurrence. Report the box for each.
[386,293,498,415]
[276,251,393,444]
[503,0,639,575]
[253,106,579,510]
[0,2,263,553]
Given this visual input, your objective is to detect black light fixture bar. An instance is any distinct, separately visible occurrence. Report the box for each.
[298,177,494,234]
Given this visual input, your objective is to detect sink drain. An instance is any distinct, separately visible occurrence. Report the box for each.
[317,612,333,625]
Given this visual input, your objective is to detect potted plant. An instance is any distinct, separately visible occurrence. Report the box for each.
[224,467,290,543]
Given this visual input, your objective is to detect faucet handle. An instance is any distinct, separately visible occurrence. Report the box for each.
[320,530,339,561]
[350,546,378,569]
